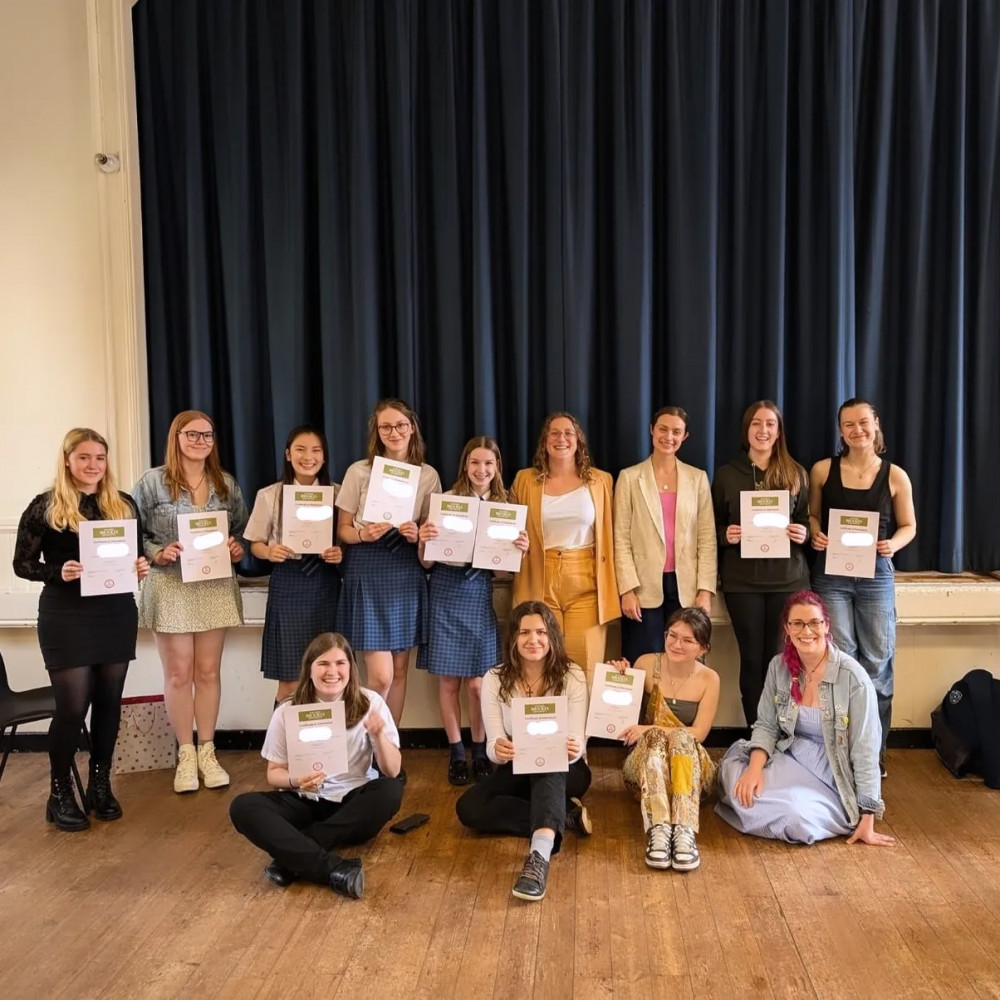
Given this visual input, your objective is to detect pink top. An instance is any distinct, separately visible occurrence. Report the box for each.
[659,490,677,572]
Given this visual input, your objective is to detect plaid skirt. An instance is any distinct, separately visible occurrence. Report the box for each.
[420,565,500,677]
[260,558,341,681]
[337,535,428,653]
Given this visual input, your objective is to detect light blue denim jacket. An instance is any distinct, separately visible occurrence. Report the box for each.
[748,644,884,824]
[132,467,248,570]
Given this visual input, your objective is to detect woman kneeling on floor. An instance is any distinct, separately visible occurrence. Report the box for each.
[230,633,403,898]
[456,601,591,902]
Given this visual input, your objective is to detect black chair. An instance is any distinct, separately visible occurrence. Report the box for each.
[0,651,87,800]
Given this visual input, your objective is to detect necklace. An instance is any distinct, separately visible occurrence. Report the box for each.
[799,656,826,686]
[520,673,544,698]
[654,463,676,492]
[751,462,767,491]
[663,658,696,706]
[845,455,880,480]
[186,474,207,496]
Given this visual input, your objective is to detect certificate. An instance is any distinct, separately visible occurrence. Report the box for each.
[740,490,790,559]
[78,519,139,597]
[284,701,349,779]
[361,456,421,525]
[471,501,527,572]
[585,666,646,739]
[281,485,335,553]
[511,696,569,774]
[422,493,477,563]
[824,508,880,579]
[177,510,232,583]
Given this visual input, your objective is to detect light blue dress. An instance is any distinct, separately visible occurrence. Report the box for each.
[715,706,854,844]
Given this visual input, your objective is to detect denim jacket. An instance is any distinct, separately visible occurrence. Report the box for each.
[748,644,884,824]
[132,467,248,569]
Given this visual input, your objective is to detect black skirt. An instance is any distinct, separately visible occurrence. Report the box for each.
[37,585,138,670]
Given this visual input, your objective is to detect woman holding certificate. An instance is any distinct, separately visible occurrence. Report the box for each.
[614,406,717,662]
[455,602,591,902]
[711,401,810,727]
[417,436,529,786]
[229,632,403,898]
[808,399,916,773]
[509,413,618,684]
[335,399,441,724]
[133,410,247,794]
[245,425,343,705]
[13,428,149,830]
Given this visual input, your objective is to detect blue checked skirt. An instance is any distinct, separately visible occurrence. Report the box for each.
[337,534,428,653]
[260,558,341,681]
[420,564,500,677]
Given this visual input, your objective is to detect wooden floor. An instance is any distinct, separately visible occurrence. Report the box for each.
[2,748,1000,1000]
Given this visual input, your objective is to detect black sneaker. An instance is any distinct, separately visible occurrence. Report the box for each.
[448,757,470,786]
[263,862,296,888]
[511,850,549,901]
[329,859,365,899]
[472,756,493,782]
[565,796,592,837]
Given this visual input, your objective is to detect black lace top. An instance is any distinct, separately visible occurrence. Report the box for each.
[13,491,140,589]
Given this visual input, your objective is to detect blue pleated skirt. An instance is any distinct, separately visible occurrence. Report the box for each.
[420,564,500,677]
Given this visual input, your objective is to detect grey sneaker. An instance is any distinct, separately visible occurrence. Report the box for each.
[512,850,549,901]
[645,823,672,869]
[671,825,700,871]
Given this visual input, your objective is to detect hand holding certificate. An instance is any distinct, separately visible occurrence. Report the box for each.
[177,511,232,582]
[472,501,528,572]
[511,696,570,774]
[585,666,646,740]
[284,701,349,781]
[282,485,335,553]
[824,508,880,578]
[78,519,139,596]
[422,493,477,563]
[740,490,791,559]
[361,457,420,525]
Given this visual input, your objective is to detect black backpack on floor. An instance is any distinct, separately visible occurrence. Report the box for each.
[931,669,1000,789]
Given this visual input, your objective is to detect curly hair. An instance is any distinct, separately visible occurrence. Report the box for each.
[530,412,594,483]
[495,601,578,703]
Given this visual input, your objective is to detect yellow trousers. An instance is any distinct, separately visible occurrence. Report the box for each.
[542,547,607,685]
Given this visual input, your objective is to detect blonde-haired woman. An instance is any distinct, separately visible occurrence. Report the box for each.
[509,413,619,684]
[132,410,247,794]
[14,429,149,831]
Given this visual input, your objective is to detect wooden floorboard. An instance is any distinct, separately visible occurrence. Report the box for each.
[1,748,1000,999]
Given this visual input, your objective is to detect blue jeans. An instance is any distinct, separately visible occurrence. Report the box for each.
[812,553,896,751]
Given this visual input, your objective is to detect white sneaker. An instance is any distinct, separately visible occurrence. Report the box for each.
[174,744,199,793]
[197,741,230,789]
[645,823,672,869]
[672,825,700,871]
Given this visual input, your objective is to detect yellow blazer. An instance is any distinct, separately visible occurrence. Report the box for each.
[509,468,620,624]
[613,456,717,608]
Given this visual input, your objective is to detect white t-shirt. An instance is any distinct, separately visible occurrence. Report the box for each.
[335,459,442,528]
[261,687,399,802]
[541,486,596,549]
[244,479,341,556]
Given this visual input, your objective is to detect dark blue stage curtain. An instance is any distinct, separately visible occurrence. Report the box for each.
[132,0,1000,572]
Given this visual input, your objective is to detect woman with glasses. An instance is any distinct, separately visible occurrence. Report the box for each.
[509,413,619,685]
[133,410,248,794]
[715,591,893,846]
[335,399,441,724]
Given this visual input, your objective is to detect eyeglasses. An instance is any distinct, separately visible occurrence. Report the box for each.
[377,421,411,435]
[179,430,215,444]
[787,619,826,633]
[547,430,577,439]
[665,631,700,647]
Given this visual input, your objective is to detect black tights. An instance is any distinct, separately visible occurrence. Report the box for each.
[48,662,128,777]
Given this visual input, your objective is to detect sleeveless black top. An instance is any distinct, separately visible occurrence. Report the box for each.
[820,456,893,541]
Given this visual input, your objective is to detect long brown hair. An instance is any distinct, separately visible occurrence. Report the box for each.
[292,633,371,728]
[365,398,427,466]
[837,398,887,456]
[495,601,579,702]
[530,412,595,483]
[162,410,230,502]
[739,399,805,495]
[450,435,508,500]
[47,428,131,530]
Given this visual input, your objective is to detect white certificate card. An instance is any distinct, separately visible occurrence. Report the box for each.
[281,485,335,553]
[177,510,232,583]
[423,493,477,563]
[824,508,880,579]
[511,696,569,774]
[586,666,646,740]
[739,490,791,559]
[361,456,421,525]
[283,701,349,779]
[471,501,528,572]
[78,519,139,597]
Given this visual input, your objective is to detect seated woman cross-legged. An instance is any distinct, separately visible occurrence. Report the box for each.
[229,633,403,898]
[617,608,720,871]
[456,601,591,902]
[715,591,894,847]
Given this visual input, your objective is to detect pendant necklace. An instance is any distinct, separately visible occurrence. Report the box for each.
[664,660,695,706]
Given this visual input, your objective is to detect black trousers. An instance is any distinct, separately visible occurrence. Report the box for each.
[229,777,402,883]
[724,590,794,727]
[620,572,682,663]
[455,759,592,855]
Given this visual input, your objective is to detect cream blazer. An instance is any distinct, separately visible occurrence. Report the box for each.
[613,457,717,609]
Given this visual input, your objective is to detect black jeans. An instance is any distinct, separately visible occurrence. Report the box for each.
[229,777,403,883]
[724,591,794,727]
[620,572,682,663]
[455,759,592,854]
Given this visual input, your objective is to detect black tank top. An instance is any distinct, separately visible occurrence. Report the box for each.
[820,456,893,541]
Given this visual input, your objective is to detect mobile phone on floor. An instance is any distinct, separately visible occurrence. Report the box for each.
[390,812,430,834]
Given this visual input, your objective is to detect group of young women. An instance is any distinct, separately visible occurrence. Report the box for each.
[12,395,911,897]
